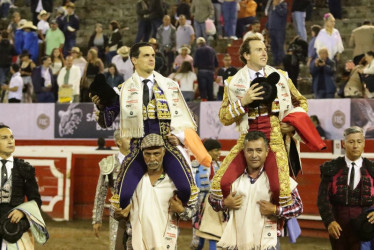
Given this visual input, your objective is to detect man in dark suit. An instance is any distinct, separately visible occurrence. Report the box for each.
[62,2,80,56]
[318,126,374,250]
[30,0,53,25]
[0,124,47,248]
[32,55,57,103]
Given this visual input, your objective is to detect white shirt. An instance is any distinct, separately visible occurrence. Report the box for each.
[314,28,344,60]
[57,65,82,95]
[36,0,43,13]
[117,152,125,164]
[171,71,197,92]
[111,55,133,81]
[139,74,155,100]
[41,66,51,87]
[37,20,50,35]
[247,67,265,81]
[0,156,14,187]
[8,72,23,101]
[345,156,363,190]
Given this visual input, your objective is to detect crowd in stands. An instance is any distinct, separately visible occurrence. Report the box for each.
[0,0,373,104]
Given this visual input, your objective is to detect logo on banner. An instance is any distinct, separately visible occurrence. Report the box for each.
[58,104,83,137]
[332,110,345,129]
[37,114,50,129]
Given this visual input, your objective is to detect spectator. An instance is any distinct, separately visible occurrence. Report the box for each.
[283,35,308,88]
[20,51,36,103]
[56,6,65,30]
[265,0,288,66]
[32,55,57,103]
[45,18,65,56]
[104,63,123,88]
[328,0,341,19]
[314,13,344,62]
[243,19,264,41]
[156,14,176,75]
[62,2,79,56]
[358,51,374,92]
[0,31,16,87]
[71,46,87,77]
[96,137,111,150]
[0,0,11,20]
[7,11,21,42]
[111,46,133,81]
[88,23,108,63]
[148,38,167,75]
[50,48,64,81]
[222,0,238,39]
[291,0,309,41]
[310,48,336,99]
[1,64,23,103]
[176,0,191,24]
[216,54,237,100]
[310,115,326,139]
[211,0,223,39]
[21,21,39,63]
[149,0,165,38]
[37,10,50,43]
[169,61,197,101]
[307,24,321,66]
[173,45,193,71]
[191,0,214,41]
[344,60,368,98]
[30,0,53,25]
[57,55,81,103]
[349,20,374,65]
[135,0,151,43]
[106,20,122,65]
[236,0,257,38]
[176,14,195,50]
[193,37,218,101]
[81,49,104,102]
[14,19,26,55]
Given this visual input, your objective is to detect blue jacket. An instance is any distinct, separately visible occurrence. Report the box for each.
[267,1,288,30]
[22,31,39,62]
[31,66,57,94]
[310,58,336,94]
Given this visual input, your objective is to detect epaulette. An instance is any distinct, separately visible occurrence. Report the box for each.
[320,157,345,176]
[364,158,374,178]
[14,158,35,179]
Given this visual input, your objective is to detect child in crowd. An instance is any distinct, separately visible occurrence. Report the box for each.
[216,54,237,100]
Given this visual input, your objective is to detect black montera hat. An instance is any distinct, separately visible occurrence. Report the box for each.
[248,72,279,108]
[351,209,374,241]
[88,74,118,107]
[0,215,30,243]
[203,139,221,151]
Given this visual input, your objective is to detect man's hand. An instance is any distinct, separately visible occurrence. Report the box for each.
[93,223,101,237]
[8,209,25,223]
[367,211,374,224]
[240,83,264,106]
[89,93,104,110]
[280,122,295,135]
[166,133,180,146]
[257,200,276,216]
[328,221,342,239]
[223,191,243,210]
[169,195,185,213]
[114,204,131,219]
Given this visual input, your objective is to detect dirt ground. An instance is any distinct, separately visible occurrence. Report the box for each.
[35,218,331,250]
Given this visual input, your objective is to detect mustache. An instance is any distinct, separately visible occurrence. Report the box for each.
[147,161,159,167]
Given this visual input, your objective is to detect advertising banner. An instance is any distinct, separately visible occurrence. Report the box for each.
[0,104,54,139]
[55,103,119,138]
[307,99,350,140]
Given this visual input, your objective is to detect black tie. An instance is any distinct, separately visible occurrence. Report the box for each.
[349,162,355,191]
[142,79,150,107]
[255,72,261,78]
[1,160,7,187]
